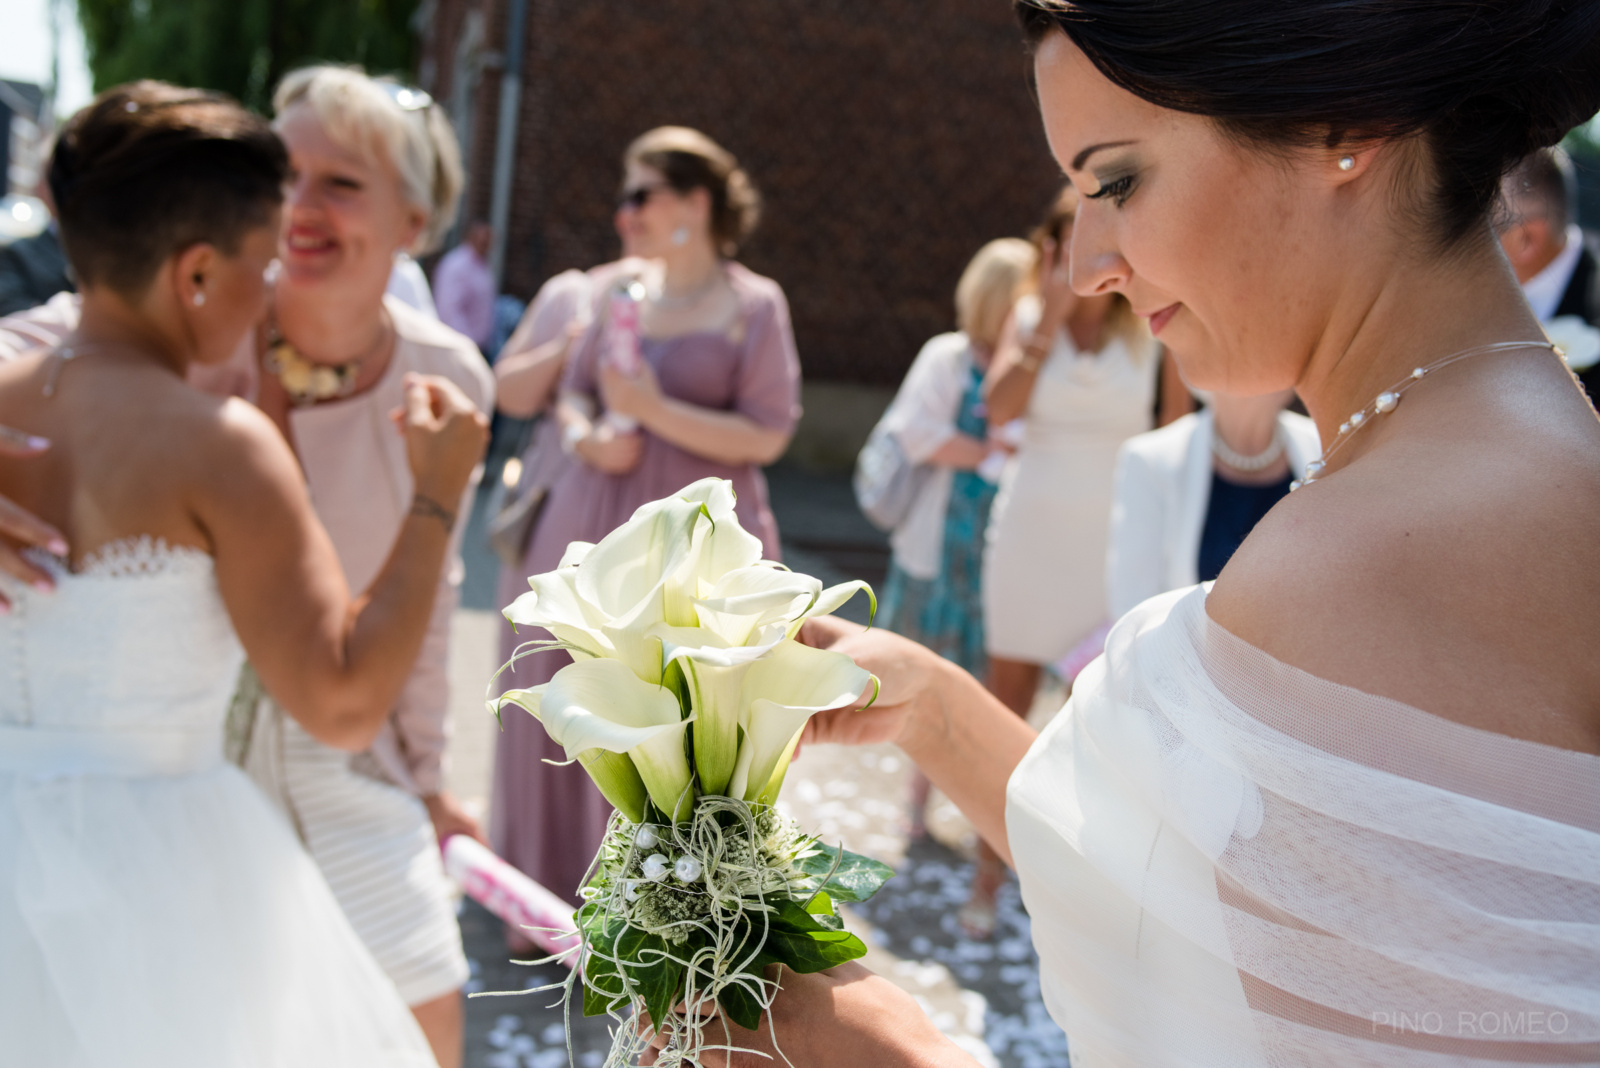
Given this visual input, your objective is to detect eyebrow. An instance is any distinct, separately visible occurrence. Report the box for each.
[1070,140,1137,172]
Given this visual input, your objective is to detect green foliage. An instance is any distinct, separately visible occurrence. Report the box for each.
[75,0,420,114]
[794,842,895,903]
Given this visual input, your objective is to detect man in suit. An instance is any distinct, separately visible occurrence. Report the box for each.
[1499,147,1600,405]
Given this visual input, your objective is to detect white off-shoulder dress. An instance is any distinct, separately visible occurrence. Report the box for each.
[0,540,434,1067]
[1007,585,1600,1066]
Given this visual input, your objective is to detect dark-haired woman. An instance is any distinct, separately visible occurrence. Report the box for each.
[0,82,486,1064]
[677,3,1600,1065]
[492,126,800,919]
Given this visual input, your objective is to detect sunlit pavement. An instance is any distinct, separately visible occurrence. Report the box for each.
[445,461,1071,1067]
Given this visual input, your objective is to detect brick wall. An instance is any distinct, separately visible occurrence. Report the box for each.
[420,0,1060,385]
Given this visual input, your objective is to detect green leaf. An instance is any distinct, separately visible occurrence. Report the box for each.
[794,845,895,903]
[759,898,867,973]
[804,891,834,916]
[717,975,767,1031]
[614,926,685,1029]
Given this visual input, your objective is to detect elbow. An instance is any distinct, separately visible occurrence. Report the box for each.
[296,693,390,753]
[750,429,793,466]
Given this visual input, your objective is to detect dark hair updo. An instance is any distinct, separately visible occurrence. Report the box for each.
[1015,0,1600,246]
[625,126,762,257]
[49,81,288,296]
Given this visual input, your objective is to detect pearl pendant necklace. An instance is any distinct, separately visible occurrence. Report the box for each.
[1291,339,1558,490]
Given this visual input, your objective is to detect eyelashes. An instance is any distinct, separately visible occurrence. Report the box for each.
[1086,175,1135,207]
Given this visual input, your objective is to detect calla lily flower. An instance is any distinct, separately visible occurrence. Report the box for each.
[725,639,875,804]
[495,477,877,816]
[494,659,697,823]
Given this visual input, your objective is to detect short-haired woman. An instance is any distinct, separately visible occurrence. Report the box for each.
[492,126,801,921]
[702,0,1600,1063]
[0,80,486,1064]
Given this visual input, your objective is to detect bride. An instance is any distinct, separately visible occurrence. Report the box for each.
[667,2,1600,1065]
[0,83,486,1064]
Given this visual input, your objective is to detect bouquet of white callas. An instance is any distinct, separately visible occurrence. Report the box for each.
[490,478,890,1066]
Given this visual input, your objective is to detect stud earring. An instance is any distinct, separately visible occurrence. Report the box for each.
[671,226,690,247]
[1338,156,1356,172]
[192,291,206,307]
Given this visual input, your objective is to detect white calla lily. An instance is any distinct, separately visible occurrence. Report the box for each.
[490,682,651,823]
[727,639,876,803]
[653,623,786,797]
[506,658,696,823]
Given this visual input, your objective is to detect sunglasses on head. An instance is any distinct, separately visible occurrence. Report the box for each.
[379,82,434,113]
[617,183,671,211]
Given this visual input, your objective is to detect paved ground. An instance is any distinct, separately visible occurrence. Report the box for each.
[444,458,1071,1067]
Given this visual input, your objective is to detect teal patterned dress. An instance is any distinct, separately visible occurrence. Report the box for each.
[880,362,997,675]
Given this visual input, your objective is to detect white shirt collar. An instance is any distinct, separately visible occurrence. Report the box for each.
[1522,224,1586,322]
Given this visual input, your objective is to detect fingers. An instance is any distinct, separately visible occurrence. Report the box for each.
[0,541,57,605]
[403,374,436,429]
[0,425,51,457]
[796,614,863,649]
[0,495,67,557]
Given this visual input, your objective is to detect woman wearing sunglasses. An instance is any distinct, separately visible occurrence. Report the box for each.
[491,125,801,932]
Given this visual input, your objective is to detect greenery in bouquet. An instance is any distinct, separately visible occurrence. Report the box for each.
[489,478,891,1066]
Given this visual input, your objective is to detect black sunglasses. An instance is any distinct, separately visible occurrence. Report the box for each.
[617,183,670,211]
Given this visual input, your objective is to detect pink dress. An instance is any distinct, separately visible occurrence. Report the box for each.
[491,262,801,904]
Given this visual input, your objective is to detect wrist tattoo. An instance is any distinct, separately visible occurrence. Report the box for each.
[410,493,456,533]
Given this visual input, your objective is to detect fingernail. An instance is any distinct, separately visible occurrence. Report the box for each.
[0,601,9,614]
[46,537,69,556]
[26,435,50,450]
[32,579,53,594]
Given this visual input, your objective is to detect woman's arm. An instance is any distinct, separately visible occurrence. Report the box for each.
[201,375,488,752]
[798,616,1036,866]
[924,433,988,470]
[981,309,1047,427]
[494,327,575,418]
[0,425,67,606]
[601,356,789,465]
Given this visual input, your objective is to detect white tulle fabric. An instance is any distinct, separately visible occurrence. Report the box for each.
[1008,585,1600,1067]
[0,539,435,1067]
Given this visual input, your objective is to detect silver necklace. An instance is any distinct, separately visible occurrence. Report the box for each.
[1212,426,1284,473]
[1292,339,1558,490]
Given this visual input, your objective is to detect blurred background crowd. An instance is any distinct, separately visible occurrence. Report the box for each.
[3,2,1599,1066]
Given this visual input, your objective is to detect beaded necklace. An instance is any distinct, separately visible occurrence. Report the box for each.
[1292,340,1558,490]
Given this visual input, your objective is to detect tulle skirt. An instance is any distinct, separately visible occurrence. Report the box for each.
[0,763,436,1067]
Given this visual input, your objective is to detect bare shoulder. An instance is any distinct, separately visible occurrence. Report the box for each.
[1208,367,1600,752]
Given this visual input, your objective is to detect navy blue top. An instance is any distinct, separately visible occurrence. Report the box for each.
[1197,471,1294,582]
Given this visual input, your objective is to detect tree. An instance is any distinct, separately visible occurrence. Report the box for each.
[76,0,420,114]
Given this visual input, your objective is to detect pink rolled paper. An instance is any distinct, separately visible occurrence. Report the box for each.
[1051,620,1112,685]
[443,834,580,966]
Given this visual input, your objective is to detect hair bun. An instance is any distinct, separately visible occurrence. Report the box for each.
[1505,2,1600,153]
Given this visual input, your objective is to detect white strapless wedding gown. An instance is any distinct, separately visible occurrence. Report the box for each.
[0,538,435,1067]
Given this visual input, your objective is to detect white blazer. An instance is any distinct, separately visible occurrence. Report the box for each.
[1106,409,1321,618]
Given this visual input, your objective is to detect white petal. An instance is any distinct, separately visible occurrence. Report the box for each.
[538,659,684,759]
[735,640,874,801]
[790,580,876,635]
[557,540,596,568]
[574,496,703,621]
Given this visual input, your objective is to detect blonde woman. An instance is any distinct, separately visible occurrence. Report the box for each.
[879,238,1036,678]
[234,67,493,1068]
[968,187,1158,934]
